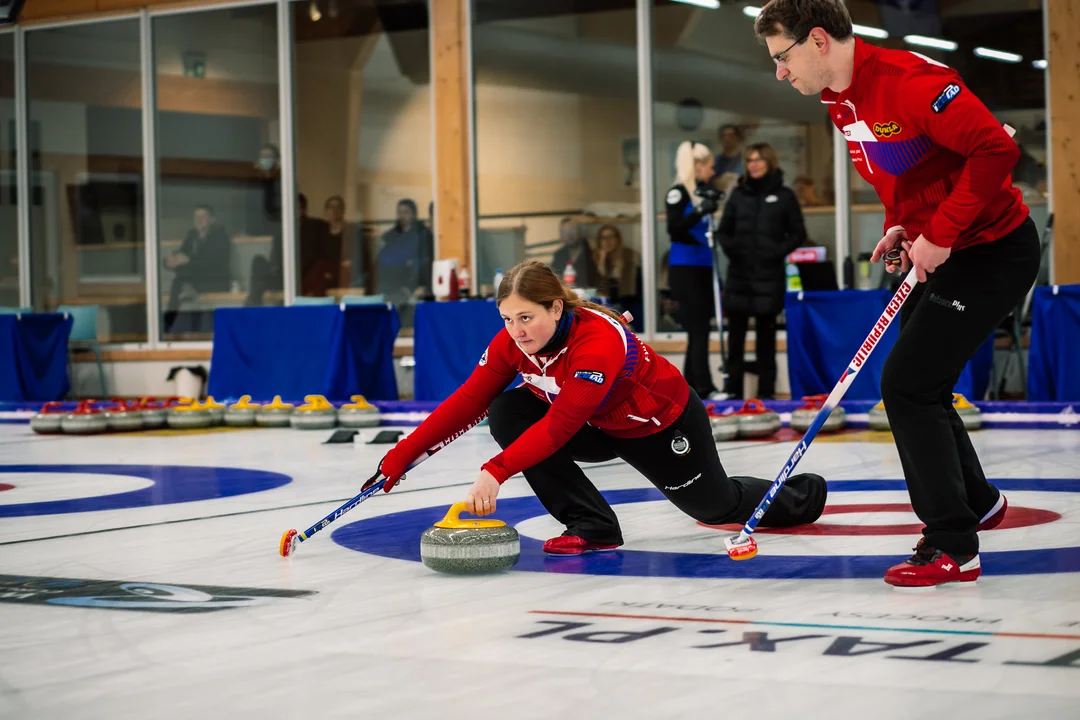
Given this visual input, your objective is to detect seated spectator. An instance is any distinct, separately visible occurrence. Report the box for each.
[377,198,434,322]
[550,217,598,288]
[593,224,640,304]
[300,195,349,297]
[163,204,232,331]
[247,193,314,306]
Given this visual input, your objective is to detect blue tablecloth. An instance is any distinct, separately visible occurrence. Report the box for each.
[414,300,507,402]
[785,289,993,401]
[0,313,73,402]
[208,305,400,400]
[1028,284,1080,401]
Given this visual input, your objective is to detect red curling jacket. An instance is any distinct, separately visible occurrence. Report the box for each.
[382,307,689,484]
[822,38,1028,251]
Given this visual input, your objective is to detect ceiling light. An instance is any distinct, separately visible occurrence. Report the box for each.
[1032,59,1047,69]
[974,47,1022,63]
[672,0,721,8]
[903,35,958,51]
[742,5,761,17]
[852,24,888,39]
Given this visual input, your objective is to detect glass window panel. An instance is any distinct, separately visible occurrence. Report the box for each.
[27,20,145,341]
[473,0,642,331]
[154,4,280,340]
[292,0,432,330]
[0,33,16,308]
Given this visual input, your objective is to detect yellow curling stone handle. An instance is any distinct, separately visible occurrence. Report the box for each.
[434,502,506,529]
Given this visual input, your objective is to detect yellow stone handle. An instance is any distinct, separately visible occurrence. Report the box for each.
[344,394,375,409]
[433,501,506,529]
[300,395,334,411]
[229,395,261,409]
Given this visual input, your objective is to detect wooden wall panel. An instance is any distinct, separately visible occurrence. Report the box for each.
[1048,0,1080,284]
[431,0,470,265]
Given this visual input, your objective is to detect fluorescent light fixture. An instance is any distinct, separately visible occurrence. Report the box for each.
[1033,58,1047,69]
[852,24,888,39]
[672,0,721,8]
[974,47,1023,63]
[904,35,958,51]
[743,5,761,17]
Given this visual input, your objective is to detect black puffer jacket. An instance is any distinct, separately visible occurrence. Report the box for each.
[716,169,807,316]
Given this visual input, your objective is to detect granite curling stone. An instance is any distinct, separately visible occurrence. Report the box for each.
[420,502,520,574]
[135,397,169,429]
[869,400,891,431]
[61,400,108,434]
[30,402,66,434]
[733,399,781,439]
[167,398,213,429]
[224,395,260,427]
[337,395,381,429]
[104,399,145,432]
[790,394,847,433]
[290,395,338,430]
[202,396,227,426]
[952,393,983,430]
[706,403,738,441]
[255,396,294,427]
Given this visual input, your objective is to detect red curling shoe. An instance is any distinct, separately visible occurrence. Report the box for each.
[542,534,622,555]
[885,544,980,587]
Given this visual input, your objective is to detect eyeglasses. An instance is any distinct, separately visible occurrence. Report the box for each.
[772,35,807,67]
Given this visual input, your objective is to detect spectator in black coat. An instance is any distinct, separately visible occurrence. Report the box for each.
[716,143,806,399]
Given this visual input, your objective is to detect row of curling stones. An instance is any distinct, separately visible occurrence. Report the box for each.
[217,394,381,429]
[869,393,982,431]
[420,502,520,574]
[707,399,783,440]
[31,397,183,434]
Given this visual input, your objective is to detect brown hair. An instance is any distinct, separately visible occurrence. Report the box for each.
[742,142,781,182]
[754,0,853,42]
[497,260,626,325]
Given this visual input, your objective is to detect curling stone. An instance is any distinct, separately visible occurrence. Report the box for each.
[869,400,891,431]
[135,397,169,429]
[61,400,108,434]
[337,395,381,429]
[420,502,520,574]
[167,398,213,429]
[290,395,338,430]
[202,396,227,426]
[952,393,983,430]
[733,399,782,439]
[224,395,260,427]
[104,400,144,432]
[791,394,847,433]
[706,403,738,441]
[30,402,67,434]
[255,396,294,427]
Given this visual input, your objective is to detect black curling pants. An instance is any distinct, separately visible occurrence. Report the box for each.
[879,217,1040,557]
[488,386,827,543]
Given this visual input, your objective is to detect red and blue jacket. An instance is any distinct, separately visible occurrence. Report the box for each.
[822,38,1028,251]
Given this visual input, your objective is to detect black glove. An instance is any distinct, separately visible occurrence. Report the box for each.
[699,197,719,215]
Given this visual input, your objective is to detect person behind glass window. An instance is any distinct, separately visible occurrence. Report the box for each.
[163,204,232,330]
[377,199,433,322]
[593,224,640,310]
[665,141,723,400]
[550,218,598,288]
[716,143,806,399]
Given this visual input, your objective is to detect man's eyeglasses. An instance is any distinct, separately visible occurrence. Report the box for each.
[772,35,807,67]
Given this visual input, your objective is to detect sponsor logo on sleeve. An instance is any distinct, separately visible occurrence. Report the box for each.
[479,348,488,366]
[931,84,961,113]
[666,188,682,204]
[573,370,605,385]
[872,121,902,138]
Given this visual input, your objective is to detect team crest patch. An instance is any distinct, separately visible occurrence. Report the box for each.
[666,188,682,204]
[573,370,605,384]
[872,121,901,138]
[671,433,690,456]
[932,84,961,113]
[479,349,488,366]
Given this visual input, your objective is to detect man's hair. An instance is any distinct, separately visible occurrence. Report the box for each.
[195,204,214,215]
[754,0,853,42]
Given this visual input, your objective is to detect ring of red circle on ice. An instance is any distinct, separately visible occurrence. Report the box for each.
[700,503,1061,536]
